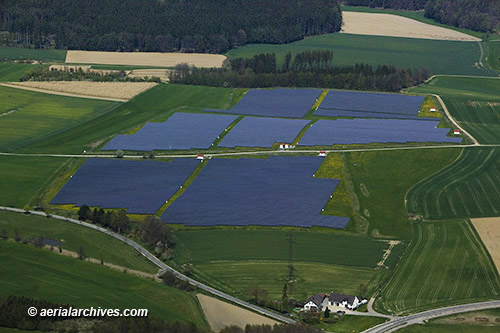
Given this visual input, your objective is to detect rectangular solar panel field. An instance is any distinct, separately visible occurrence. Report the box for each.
[314,109,435,120]
[50,158,199,214]
[103,112,238,151]
[204,88,322,118]
[218,117,310,147]
[162,156,349,229]
[318,90,425,116]
[298,119,461,146]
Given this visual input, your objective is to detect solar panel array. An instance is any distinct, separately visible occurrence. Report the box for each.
[204,88,322,118]
[50,159,199,214]
[103,112,238,151]
[316,90,425,119]
[162,156,349,229]
[299,119,462,146]
[218,117,310,147]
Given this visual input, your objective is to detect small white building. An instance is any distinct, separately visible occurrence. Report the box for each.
[318,151,327,157]
[453,129,461,135]
[279,143,291,149]
[197,154,205,160]
[430,107,437,112]
[303,294,326,312]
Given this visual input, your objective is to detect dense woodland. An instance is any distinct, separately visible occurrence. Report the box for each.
[170,51,429,92]
[345,0,500,32]
[0,0,341,53]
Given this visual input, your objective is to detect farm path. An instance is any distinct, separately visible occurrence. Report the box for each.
[0,206,295,325]
[363,300,500,332]
[432,93,480,145]
[0,83,128,102]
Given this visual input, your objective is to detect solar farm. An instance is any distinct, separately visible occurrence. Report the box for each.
[162,156,349,229]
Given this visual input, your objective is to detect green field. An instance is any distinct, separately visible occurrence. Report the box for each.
[345,148,460,239]
[194,261,384,301]
[376,220,500,315]
[0,47,66,62]
[0,85,119,152]
[399,324,500,333]
[0,63,45,81]
[23,84,245,154]
[228,33,490,76]
[409,76,500,144]
[486,41,500,71]
[315,315,387,333]
[0,210,157,273]
[341,6,483,39]
[407,148,500,219]
[0,241,206,325]
[174,229,399,268]
[0,156,70,208]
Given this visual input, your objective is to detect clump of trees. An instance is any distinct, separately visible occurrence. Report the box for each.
[20,67,161,83]
[0,0,342,53]
[78,205,131,234]
[170,51,430,92]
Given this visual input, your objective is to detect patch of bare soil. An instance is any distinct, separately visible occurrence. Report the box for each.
[341,12,480,41]
[196,294,278,332]
[471,217,500,273]
[66,50,226,68]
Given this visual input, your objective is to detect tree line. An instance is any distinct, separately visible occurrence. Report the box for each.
[170,51,430,92]
[344,0,500,32]
[0,0,342,53]
[20,67,161,83]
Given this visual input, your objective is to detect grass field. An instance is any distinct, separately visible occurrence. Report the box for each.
[0,63,45,81]
[0,210,157,273]
[314,315,387,333]
[0,156,70,208]
[0,241,206,325]
[341,6,483,39]
[376,220,500,315]
[407,148,500,219]
[0,85,119,152]
[174,229,400,269]
[409,76,500,100]
[227,33,489,76]
[399,323,500,332]
[486,41,500,71]
[0,47,66,62]
[194,261,384,301]
[345,148,460,239]
[23,84,245,154]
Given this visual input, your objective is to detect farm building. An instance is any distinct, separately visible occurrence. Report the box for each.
[453,130,461,135]
[303,292,367,312]
[303,294,326,312]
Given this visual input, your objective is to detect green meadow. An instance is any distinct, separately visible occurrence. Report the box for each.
[0,47,66,62]
[0,63,45,81]
[228,33,489,76]
[0,210,157,273]
[0,241,206,326]
[377,220,500,315]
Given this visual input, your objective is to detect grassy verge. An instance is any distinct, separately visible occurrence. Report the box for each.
[314,315,387,333]
[0,210,157,273]
[0,241,206,326]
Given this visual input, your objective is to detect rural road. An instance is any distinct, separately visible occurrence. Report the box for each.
[0,206,295,325]
[363,300,500,332]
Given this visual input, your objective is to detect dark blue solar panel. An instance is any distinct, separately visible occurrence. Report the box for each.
[299,119,458,146]
[103,113,238,151]
[204,88,322,118]
[50,159,199,214]
[162,156,349,229]
[319,90,425,115]
[314,109,436,121]
[219,117,310,147]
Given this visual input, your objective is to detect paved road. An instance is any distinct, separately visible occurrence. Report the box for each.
[363,300,500,332]
[0,206,295,324]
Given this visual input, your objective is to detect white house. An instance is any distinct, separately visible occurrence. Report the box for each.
[279,143,291,149]
[303,294,326,312]
[197,154,205,160]
[327,293,366,311]
[453,129,461,135]
[430,107,437,112]
[318,151,327,157]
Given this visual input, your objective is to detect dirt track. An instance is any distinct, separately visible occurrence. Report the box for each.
[197,294,278,332]
[4,81,157,101]
[342,12,480,41]
[66,50,226,68]
[471,217,500,272]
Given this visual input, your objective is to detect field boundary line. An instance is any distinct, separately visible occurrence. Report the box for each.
[0,206,295,325]
[0,83,128,102]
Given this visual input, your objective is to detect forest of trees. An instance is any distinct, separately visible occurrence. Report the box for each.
[170,51,430,92]
[0,0,342,53]
[344,0,500,32]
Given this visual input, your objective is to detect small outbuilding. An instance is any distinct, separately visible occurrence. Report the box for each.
[430,107,437,112]
[197,154,205,160]
[453,130,461,135]
[318,151,327,157]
